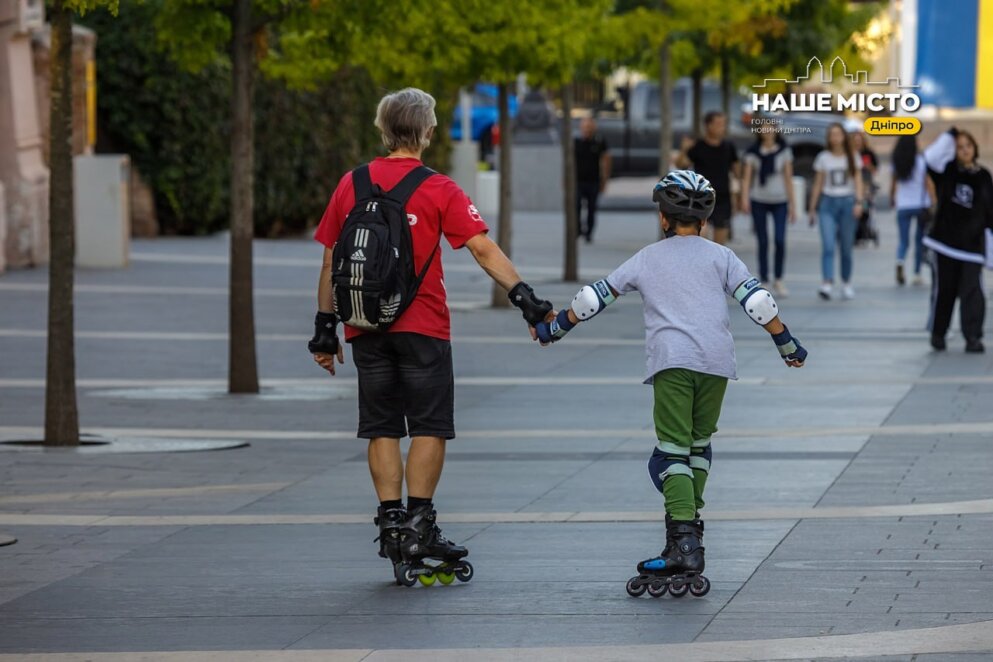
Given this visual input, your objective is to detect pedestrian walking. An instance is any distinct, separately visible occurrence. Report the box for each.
[534,169,807,599]
[808,122,864,300]
[851,131,880,246]
[740,131,796,296]
[922,128,993,353]
[890,134,934,286]
[675,111,740,246]
[575,116,611,243]
[308,88,555,586]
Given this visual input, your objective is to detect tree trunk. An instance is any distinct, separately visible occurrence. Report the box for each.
[658,33,673,241]
[561,84,578,282]
[720,50,732,118]
[228,0,259,393]
[490,82,513,308]
[44,0,79,446]
[658,37,673,177]
[691,67,703,137]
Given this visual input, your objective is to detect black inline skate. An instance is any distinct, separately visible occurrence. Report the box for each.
[626,516,710,598]
[374,506,406,581]
[393,504,473,587]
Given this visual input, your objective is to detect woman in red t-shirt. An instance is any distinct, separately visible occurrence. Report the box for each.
[308,87,555,586]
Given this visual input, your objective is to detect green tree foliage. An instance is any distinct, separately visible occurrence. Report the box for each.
[744,0,883,90]
[81,1,380,235]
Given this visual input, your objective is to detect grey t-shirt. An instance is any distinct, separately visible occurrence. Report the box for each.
[606,235,753,383]
[743,145,793,204]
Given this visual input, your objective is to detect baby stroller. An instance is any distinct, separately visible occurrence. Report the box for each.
[855,183,879,247]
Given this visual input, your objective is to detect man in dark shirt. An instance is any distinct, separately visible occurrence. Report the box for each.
[675,111,740,245]
[575,117,611,243]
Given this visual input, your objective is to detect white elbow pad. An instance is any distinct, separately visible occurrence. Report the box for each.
[733,278,779,325]
[571,279,617,321]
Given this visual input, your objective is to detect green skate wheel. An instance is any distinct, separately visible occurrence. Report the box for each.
[437,571,456,585]
[454,562,473,582]
[625,577,646,597]
[689,576,710,597]
[647,579,668,598]
[669,580,689,598]
[418,572,437,586]
[396,564,417,588]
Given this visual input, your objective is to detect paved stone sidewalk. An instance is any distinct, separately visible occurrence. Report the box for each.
[1,200,992,660]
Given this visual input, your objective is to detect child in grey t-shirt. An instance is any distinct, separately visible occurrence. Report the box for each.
[535,169,807,598]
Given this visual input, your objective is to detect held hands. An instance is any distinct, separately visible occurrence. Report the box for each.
[309,312,344,376]
[771,325,807,368]
[534,308,576,346]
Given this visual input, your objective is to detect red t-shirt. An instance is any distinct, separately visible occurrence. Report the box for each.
[314,157,489,341]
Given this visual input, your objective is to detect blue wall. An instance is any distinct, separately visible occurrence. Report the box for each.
[916,0,978,107]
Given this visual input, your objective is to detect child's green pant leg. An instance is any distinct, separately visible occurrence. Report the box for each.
[652,369,727,519]
[689,373,727,512]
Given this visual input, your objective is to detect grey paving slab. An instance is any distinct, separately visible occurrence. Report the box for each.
[0,616,331,653]
[2,203,993,656]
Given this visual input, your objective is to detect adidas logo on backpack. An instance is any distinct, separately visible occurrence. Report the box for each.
[331,164,439,332]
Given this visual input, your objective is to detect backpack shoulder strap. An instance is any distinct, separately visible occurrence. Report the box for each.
[351,164,374,200]
[386,165,437,205]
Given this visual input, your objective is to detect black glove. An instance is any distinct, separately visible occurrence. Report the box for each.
[508,281,553,326]
[308,312,340,355]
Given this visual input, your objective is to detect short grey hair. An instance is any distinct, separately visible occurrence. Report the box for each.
[374,88,438,153]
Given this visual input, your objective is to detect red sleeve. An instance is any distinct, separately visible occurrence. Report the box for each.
[313,172,353,249]
[438,176,489,249]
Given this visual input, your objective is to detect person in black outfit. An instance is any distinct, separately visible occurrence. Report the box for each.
[675,111,740,245]
[922,128,993,353]
[575,117,611,243]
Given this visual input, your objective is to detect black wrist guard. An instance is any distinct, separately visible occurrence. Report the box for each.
[308,312,340,354]
[508,281,553,326]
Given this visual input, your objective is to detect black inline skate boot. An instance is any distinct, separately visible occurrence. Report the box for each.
[373,506,406,580]
[394,505,473,587]
[626,516,710,598]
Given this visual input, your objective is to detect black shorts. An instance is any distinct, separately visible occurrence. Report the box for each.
[351,332,455,440]
[709,200,732,229]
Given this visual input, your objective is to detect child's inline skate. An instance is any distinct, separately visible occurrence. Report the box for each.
[626,516,710,598]
[374,506,406,582]
[393,504,473,587]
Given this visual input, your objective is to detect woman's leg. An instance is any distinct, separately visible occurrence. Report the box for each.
[837,196,856,284]
[958,261,985,344]
[818,198,838,284]
[751,201,770,282]
[913,209,928,276]
[896,208,911,263]
[771,202,788,281]
[930,254,960,343]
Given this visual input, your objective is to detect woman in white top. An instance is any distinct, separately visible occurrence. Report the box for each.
[741,132,796,296]
[889,135,934,286]
[808,122,864,300]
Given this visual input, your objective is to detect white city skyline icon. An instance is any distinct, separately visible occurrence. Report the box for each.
[753,56,919,89]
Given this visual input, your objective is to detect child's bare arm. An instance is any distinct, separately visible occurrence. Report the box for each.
[535,280,620,345]
[732,278,807,367]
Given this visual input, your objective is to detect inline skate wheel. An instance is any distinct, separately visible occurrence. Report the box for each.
[625,577,647,597]
[668,580,689,598]
[455,562,474,583]
[418,573,436,587]
[689,576,710,597]
[437,571,456,585]
[647,579,668,598]
[395,564,417,588]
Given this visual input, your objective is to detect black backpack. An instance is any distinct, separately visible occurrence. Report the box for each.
[332,164,437,331]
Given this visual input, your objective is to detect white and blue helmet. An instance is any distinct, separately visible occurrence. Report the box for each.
[652,169,716,222]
